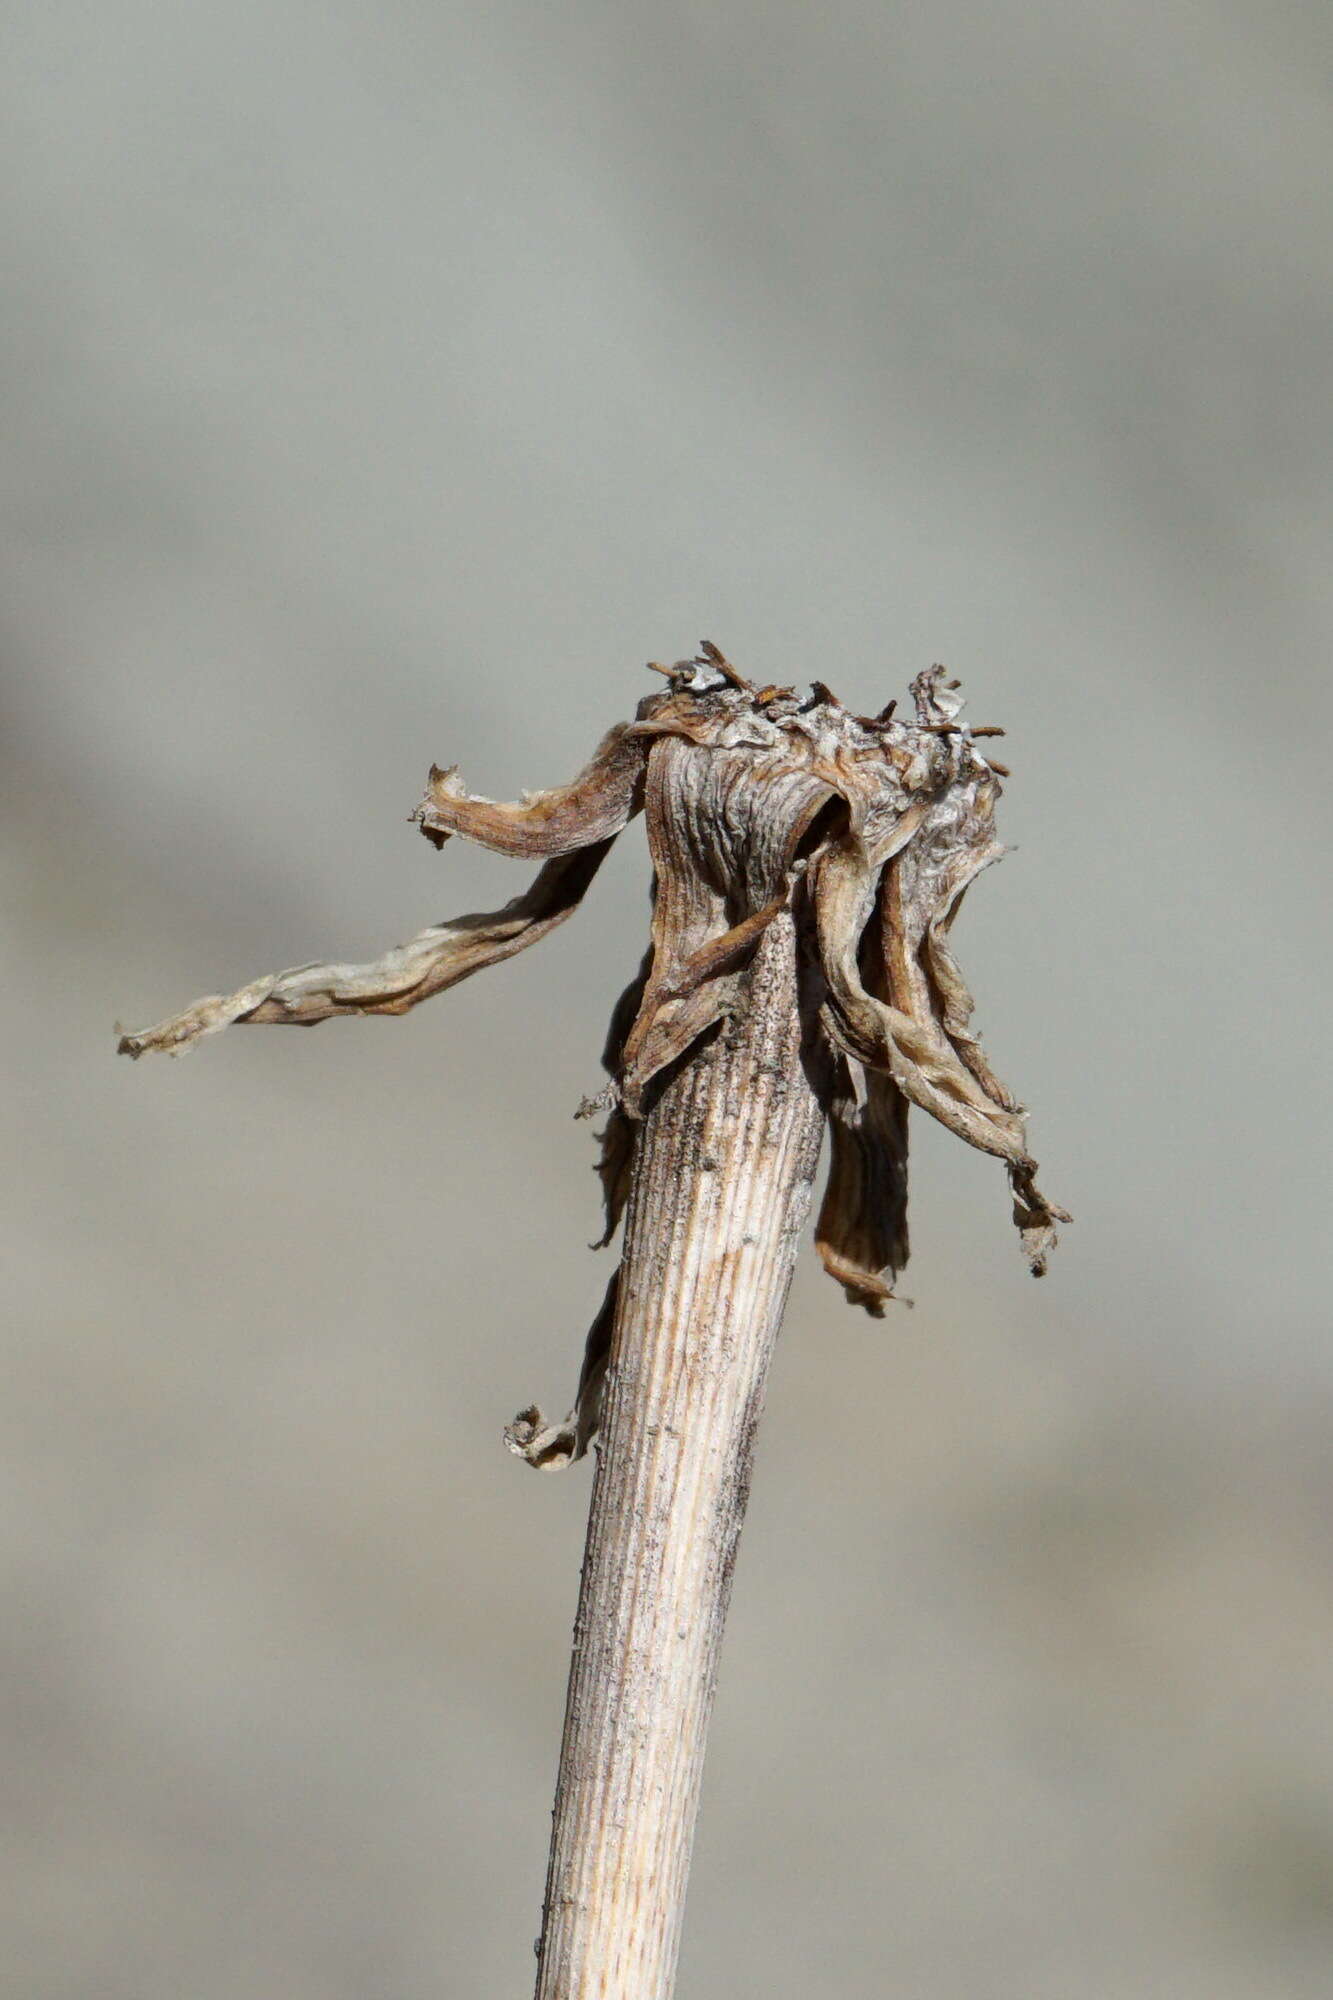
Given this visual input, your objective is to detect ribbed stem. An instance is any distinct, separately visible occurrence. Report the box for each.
[534,911,827,1999]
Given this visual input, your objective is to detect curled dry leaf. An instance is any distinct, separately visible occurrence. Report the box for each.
[119,643,1068,1463]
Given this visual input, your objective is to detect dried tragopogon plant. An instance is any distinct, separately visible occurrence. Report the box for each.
[120,643,1067,1999]
[120,643,1064,1437]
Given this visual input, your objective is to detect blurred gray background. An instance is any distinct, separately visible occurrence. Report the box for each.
[4,2,1331,1995]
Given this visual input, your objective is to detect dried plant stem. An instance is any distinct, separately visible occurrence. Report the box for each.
[535,910,827,2000]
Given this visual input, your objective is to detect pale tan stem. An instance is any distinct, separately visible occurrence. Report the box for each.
[535,910,827,2000]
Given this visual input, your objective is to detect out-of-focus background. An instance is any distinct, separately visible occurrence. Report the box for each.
[4,3,1331,1995]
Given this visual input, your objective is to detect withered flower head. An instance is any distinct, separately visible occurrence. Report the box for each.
[120,644,1067,1467]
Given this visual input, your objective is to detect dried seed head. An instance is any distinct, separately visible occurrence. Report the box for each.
[118,644,1067,1464]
